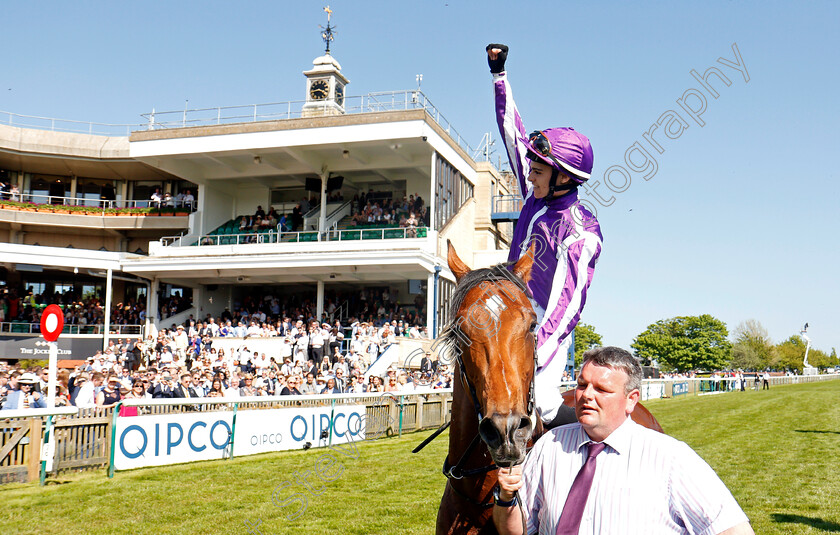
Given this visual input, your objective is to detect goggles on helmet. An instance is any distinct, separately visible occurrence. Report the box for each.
[528,130,568,174]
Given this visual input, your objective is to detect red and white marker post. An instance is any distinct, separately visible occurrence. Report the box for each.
[39,304,64,476]
[40,304,64,409]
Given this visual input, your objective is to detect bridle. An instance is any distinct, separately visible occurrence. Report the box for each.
[413,322,538,508]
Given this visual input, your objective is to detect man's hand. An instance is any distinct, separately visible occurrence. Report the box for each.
[496,465,524,501]
[486,43,509,74]
[31,392,41,401]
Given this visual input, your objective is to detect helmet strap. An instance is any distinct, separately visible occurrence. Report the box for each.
[547,169,578,197]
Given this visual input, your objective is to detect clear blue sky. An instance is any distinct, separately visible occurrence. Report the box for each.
[3,1,838,355]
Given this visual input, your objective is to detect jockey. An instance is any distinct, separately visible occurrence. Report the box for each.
[488,43,603,428]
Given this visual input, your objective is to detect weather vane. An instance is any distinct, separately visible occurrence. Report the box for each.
[320,5,336,54]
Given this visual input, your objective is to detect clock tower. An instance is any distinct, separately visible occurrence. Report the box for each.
[302,6,349,118]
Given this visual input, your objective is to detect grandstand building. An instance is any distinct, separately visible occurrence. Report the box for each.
[0,47,516,365]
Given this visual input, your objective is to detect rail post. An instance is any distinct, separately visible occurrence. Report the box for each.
[108,401,122,478]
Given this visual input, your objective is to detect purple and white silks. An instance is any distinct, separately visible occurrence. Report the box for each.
[493,72,603,371]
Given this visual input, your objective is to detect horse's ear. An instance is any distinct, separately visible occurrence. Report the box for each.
[447,240,471,282]
[512,242,535,284]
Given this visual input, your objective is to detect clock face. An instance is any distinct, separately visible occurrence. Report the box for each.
[310,80,329,100]
[335,84,344,107]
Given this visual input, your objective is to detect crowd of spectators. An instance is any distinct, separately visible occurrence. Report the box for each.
[348,192,430,234]
[0,312,449,411]
[150,187,196,211]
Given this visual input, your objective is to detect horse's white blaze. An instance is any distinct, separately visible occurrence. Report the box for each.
[483,293,506,329]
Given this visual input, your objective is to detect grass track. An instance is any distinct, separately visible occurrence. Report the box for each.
[1,380,838,534]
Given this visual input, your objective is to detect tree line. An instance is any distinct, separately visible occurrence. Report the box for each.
[573,316,839,373]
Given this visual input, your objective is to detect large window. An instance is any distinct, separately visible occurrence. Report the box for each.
[434,154,474,230]
[78,178,117,207]
[436,278,455,336]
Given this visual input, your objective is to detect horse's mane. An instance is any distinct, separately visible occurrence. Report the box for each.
[438,261,532,358]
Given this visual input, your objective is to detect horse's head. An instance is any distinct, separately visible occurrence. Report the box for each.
[444,241,537,466]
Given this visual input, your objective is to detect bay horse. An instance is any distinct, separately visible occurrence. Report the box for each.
[433,242,662,534]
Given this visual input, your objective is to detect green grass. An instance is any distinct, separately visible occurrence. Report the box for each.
[1,380,839,534]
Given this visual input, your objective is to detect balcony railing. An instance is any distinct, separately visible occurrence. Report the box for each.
[0,322,144,336]
[160,226,429,247]
[142,90,475,156]
[0,192,195,215]
[3,90,482,159]
[492,194,524,214]
[0,110,140,136]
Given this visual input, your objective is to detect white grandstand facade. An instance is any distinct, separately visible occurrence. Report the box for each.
[0,48,517,365]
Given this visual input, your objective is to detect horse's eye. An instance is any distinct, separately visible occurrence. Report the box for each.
[529,322,538,333]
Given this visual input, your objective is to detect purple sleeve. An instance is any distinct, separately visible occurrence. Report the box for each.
[493,73,531,200]
[536,226,602,365]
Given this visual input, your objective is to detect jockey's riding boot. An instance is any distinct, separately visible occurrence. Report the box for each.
[543,404,578,430]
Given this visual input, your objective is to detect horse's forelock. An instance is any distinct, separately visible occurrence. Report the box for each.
[439,261,531,354]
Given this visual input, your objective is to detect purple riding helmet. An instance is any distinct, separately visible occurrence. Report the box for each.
[525,128,593,195]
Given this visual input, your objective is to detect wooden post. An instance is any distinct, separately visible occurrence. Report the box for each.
[416,397,424,430]
[441,395,449,425]
[27,418,42,483]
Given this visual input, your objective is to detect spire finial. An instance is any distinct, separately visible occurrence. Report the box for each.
[320,6,336,54]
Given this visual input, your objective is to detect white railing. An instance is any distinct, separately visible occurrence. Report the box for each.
[0,322,144,336]
[3,90,477,156]
[0,110,140,136]
[0,191,196,212]
[161,226,429,247]
[302,201,346,231]
[141,90,475,156]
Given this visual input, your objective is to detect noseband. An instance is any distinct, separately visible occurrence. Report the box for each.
[413,328,538,508]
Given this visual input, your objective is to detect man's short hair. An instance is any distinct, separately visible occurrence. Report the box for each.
[581,346,642,394]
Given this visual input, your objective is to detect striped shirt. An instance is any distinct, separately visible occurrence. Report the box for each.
[493,72,602,369]
[520,418,749,534]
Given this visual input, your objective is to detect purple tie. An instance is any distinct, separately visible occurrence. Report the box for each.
[556,442,606,535]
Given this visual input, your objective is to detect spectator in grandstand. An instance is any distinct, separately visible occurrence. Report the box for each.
[367,375,383,393]
[240,375,260,397]
[332,355,350,377]
[150,188,163,207]
[119,379,147,416]
[333,369,347,391]
[170,373,197,399]
[396,372,414,392]
[0,371,9,398]
[384,374,399,393]
[280,376,302,396]
[224,375,241,398]
[299,373,318,395]
[182,189,195,211]
[318,355,332,376]
[206,379,225,398]
[2,373,46,410]
[96,375,123,407]
[321,377,342,395]
[346,375,365,394]
[152,373,175,398]
[75,372,103,408]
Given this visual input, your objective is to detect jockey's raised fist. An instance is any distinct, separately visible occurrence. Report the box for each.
[486,43,509,74]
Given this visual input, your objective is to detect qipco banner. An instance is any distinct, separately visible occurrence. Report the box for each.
[115,412,234,470]
[113,404,367,471]
[233,405,366,457]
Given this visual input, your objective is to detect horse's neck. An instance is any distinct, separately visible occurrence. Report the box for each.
[447,371,482,464]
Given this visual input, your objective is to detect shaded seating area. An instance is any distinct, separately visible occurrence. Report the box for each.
[189,216,427,246]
